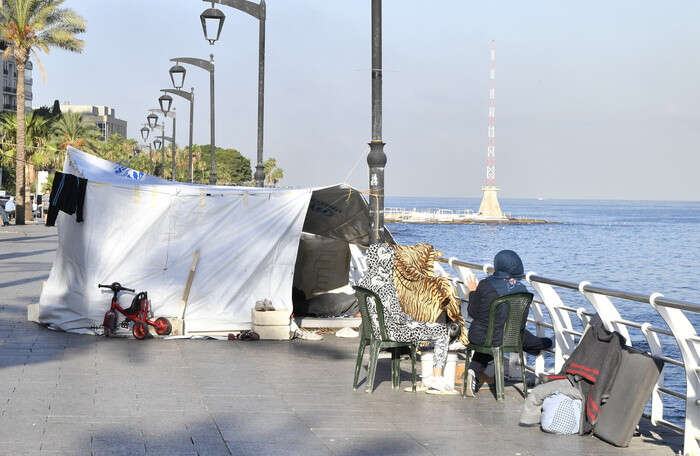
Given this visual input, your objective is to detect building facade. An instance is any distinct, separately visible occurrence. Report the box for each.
[1,56,33,114]
[61,105,127,141]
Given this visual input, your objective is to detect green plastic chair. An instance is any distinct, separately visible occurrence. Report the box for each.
[462,292,534,401]
[352,285,417,393]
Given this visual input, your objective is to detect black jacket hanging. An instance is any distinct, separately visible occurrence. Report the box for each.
[46,171,87,226]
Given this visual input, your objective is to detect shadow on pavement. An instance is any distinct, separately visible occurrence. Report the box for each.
[0,234,57,243]
[0,248,56,261]
[0,274,48,289]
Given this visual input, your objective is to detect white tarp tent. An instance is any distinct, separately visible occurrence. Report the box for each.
[34,147,382,334]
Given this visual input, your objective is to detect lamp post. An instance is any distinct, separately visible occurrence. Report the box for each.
[172,55,216,184]
[165,60,195,183]
[152,138,163,175]
[367,0,387,244]
[140,126,153,174]
[146,113,165,176]
[200,0,266,187]
[150,107,177,182]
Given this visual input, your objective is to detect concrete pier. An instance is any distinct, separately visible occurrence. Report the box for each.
[0,225,681,455]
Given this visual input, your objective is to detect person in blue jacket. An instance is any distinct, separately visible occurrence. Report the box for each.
[463,249,552,396]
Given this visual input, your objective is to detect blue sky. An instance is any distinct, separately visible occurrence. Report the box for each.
[32,1,700,200]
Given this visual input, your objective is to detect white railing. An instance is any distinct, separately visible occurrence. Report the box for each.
[433,256,700,456]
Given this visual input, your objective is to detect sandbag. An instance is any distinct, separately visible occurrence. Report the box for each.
[593,346,664,447]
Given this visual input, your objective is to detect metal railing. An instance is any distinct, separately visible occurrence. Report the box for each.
[433,256,700,455]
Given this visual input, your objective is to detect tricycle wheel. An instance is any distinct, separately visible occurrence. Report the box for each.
[103,312,117,336]
[132,322,149,340]
[154,317,172,336]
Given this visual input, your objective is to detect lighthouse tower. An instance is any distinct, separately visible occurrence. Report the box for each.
[477,41,505,219]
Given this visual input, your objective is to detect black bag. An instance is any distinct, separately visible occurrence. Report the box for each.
[593,346,664,447]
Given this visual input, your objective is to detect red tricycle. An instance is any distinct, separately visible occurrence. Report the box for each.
[99,282,172,339]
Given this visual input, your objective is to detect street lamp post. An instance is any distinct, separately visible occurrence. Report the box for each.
[140,126,153,174]
[200,0,266,187]
[367,0,386,244]
[150,107,177,182]
[152,138,163,176]
[146,113,166,176]
[172,55,216,184]
[167,60,195,183]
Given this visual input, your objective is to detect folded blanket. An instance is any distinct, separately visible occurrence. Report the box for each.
[391,243,468,344]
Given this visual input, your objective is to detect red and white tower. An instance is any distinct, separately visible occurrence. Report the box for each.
[478,40,505,219]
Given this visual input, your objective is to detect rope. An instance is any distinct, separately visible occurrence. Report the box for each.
[343,145,369,184]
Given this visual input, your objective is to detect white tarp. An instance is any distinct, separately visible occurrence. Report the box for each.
[37,147,376,334]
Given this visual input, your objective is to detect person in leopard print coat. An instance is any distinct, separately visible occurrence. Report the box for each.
[359,243,450,388]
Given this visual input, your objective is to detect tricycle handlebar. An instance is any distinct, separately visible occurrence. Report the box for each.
[98,282,135,293]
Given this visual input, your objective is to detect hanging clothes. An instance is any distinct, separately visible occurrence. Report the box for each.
[46,171,87,226]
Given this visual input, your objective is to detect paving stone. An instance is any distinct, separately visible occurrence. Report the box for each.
[0,226,682,456]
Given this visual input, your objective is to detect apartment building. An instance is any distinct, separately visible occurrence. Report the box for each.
[62,105,128,141]
[1,57,33,114]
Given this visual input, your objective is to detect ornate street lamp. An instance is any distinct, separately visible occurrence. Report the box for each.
[169,62,186,90]
[158,92,173,114]
[140,126,150,142]
[147,113,158,129]
[152,138,162,150]
[200,1,225,45]
[199,0,266,186]
[172,55,216,184]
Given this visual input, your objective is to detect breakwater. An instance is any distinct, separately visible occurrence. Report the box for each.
[384,207,549,224]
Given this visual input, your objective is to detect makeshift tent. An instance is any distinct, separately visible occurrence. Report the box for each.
[33,147,387,335]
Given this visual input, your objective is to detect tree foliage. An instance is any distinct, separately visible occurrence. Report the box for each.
[263,158,284,186]
[0,0,86,223]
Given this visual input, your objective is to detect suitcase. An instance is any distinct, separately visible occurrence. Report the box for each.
[593,345,664,447]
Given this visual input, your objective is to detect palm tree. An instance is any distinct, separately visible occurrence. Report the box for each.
[53,111,99,152]
[263,158,284,187]
[0,0,86,223]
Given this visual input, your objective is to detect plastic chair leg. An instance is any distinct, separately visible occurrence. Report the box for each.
[366,340,380,393]
[520,352,528,397]
[410,346,417,392]
[353,338,367,390]
[391,348,400,389]
[494,347,505,401]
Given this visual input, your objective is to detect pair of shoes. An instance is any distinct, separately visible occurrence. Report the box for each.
[464,369,478,397]
[424,376,458,395]
[228,330,260,341]
[254,299,275,311]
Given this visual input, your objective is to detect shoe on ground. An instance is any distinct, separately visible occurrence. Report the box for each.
[403,381,428,393]
[297,329,323,341]
[464,369,478,397]
[425,376,459,395]
[335,327,359,338]
[424,376,457,395]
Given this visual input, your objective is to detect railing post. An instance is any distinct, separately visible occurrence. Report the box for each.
[527,273,577,372]
[641,321,665,426]
[529,301,547,376]
[578,281,632,345]
[650,293,700,456]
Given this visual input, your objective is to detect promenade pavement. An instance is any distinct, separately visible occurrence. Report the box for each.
[0,224,683,455]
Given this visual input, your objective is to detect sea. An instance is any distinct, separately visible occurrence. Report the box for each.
[385,197,700,426]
